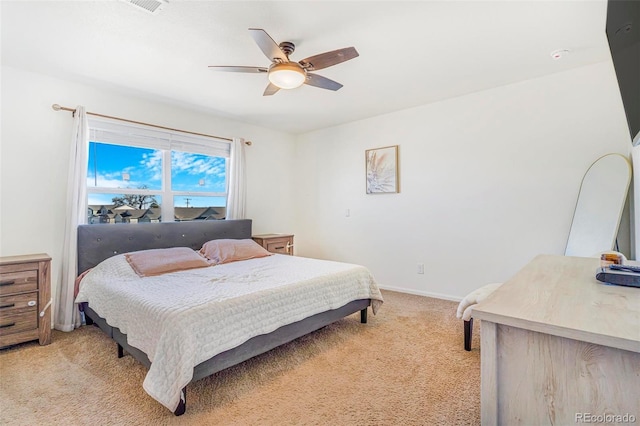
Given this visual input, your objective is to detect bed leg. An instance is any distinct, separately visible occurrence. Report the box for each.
[464,318,473,351]
[82,304,94,325]
[117,344,124,358]
[360,308,368,324]
[174,387,186,416]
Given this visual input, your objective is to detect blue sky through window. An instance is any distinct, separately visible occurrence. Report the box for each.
[87,142,226,207]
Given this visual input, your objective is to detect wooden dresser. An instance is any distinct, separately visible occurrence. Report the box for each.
[252,234,294,255]
[473,255,640,425]
[0,254,52,348]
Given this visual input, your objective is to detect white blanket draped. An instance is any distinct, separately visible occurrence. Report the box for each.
[75,254,383,411]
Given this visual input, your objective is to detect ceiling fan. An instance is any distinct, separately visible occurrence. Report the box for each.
[209,28,359,96]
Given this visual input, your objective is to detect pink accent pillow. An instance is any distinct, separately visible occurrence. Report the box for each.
[125,247,210,277]
[200,239,272,265]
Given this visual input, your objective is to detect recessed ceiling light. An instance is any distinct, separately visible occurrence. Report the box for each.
[551,49,570,60]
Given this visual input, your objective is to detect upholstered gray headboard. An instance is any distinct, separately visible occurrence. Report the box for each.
[77,219,252,273]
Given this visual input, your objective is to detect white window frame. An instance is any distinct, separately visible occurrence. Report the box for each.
[87,117,230,222]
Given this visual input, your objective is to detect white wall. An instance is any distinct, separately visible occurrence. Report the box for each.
[0,66,297,317]
[1,60,633,310]
[293,61,632,300]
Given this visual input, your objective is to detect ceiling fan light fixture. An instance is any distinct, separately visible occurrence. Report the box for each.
[268,62,306,89]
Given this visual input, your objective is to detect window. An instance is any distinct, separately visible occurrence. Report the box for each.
[86,118,230,224]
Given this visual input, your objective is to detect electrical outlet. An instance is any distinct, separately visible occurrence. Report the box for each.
[417,263,424,274]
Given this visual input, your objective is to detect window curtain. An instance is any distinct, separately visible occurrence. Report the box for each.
[226,137,247,220]
[55,106,89,331]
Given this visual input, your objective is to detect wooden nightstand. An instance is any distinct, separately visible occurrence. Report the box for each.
[0,254,52,348]
[252,234,294,255]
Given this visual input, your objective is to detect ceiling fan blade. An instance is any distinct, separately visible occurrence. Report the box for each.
[263,83,281,96]
[249,28,288,62]
[208,66,267,73]
[299,47,359,71]
[304,73,343,91]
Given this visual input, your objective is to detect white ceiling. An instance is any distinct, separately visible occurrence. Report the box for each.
[1,0,610,134]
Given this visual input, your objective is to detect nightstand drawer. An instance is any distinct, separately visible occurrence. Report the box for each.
[252,234,294,255]
[0,309,38,336]
[0,292,39,314]
[265,239,291,254]
[0,269,38,296]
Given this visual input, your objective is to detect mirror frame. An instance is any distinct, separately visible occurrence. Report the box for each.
[565,153,632,257]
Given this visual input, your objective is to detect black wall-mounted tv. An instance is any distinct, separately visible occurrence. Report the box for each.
[607,0,640,146]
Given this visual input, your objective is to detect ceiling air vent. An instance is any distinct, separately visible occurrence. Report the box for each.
[122,0,167,14]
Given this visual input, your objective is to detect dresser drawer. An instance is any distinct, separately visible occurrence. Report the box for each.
[0,309,38,336]
[0,292,39,314]
[252,234,294,255]
[0,269,38,296]
[265,239,292,254]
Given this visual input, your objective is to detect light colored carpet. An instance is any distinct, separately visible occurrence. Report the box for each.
[0,290,480,425]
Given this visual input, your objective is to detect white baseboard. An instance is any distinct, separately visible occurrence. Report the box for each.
[378,284,463,303]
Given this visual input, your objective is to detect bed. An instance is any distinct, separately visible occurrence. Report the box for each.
[74,219,383,416]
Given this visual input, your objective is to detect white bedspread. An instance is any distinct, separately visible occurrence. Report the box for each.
[75,254,383,412]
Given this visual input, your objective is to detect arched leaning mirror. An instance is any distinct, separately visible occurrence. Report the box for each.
[565,153,632,257]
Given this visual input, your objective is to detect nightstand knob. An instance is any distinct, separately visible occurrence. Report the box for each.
[28,301,36,307]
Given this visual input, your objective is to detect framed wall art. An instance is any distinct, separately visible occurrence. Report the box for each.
[365,145,399,194]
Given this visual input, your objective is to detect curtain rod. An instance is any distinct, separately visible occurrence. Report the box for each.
[51,104,252,146]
